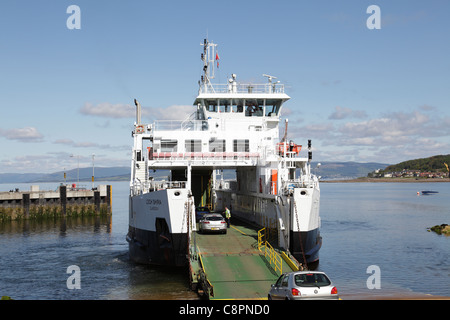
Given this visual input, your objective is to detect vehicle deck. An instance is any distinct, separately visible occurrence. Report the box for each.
[190,220,298,300]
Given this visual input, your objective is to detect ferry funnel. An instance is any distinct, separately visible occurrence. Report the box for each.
[134,99,141,125]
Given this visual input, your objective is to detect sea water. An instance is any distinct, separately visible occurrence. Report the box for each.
[0,181,448,299]
[319,182,450,298]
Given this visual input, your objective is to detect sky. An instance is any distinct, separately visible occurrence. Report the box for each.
[1,0,449,174]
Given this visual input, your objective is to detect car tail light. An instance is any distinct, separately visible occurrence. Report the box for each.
[221,221,226,224]
[291,288,301,296]
[203,221,210,224]
[331,287,338,295]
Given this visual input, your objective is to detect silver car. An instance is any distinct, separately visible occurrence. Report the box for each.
[268,271,339,300]
[198,213,227,234]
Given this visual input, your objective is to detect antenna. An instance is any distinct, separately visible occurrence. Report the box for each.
[263,74,277,83]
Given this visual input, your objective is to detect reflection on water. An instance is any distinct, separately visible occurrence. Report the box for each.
[0,181,449,299]
[1,215,112,236]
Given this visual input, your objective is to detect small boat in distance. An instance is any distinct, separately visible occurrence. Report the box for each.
[421,190,439,195]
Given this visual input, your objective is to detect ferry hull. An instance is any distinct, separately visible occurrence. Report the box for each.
[127,189,193,267]
[127,227,188,266]
[290,228,322,266]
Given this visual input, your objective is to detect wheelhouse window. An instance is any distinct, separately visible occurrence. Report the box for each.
[231,99,243,113]
[265,99,281,116]
[244,99,264,117]
[205,99,217,112]
[218,99,231,113]
[204,98,281,116]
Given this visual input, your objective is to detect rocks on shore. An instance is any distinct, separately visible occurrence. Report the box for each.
[427,224,450,235]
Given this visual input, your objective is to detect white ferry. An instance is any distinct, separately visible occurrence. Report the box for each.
[127,39,321,267]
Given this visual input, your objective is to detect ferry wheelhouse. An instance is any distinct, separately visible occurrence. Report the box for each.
[127,39,321,267]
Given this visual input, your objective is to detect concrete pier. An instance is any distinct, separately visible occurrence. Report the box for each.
[0,185,112,221]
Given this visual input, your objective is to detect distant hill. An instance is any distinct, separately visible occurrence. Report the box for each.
[383,154,450,173]
[0,162,389,184]
[0,167,130,184]
[313,162,389,180]
[0,173,48,183]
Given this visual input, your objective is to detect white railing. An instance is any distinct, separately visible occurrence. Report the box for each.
[153,118,271,132]
[153,120,207,131]
[199,83,285,94]
[281,176,319,192]
[149,152,260,162]
[130,180,187,196]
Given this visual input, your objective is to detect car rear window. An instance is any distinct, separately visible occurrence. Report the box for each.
[205,216,223,221]
[294,273,331,287]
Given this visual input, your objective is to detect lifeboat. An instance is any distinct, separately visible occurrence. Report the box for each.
[277,141,302,156]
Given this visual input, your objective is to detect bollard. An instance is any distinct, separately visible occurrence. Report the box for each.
[60,185,67,216]
[22,193,30,218]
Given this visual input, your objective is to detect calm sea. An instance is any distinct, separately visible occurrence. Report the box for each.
[0,181,448,299]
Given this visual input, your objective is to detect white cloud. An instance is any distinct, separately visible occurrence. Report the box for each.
[0,127,44,143]
[0,151,130,174]
[328,106,367,120]
[150,105,194,120]
[336,110,434,146]
[80,102,194,121]
[80,102,135,118]
[291,107,450,163]
[1,153,67,174]
[53,138,128,151]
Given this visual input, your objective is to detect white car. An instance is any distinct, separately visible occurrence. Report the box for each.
[268,271,339,300]
[198,213,227,234]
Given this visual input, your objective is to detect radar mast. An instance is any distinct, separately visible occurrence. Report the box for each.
[200,38,218,93]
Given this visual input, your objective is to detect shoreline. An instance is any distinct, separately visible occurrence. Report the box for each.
[322,177,450,183]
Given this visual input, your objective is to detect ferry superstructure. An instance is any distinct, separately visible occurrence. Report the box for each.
[127,39,321,268]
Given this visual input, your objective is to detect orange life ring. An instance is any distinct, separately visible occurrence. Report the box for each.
[136,125,144,133]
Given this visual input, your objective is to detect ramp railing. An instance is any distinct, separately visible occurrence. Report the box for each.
[257,228,283,275]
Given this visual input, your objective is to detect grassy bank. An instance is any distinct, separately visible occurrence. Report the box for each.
[0,203,110,222]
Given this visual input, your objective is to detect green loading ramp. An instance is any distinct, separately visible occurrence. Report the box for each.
[190,222,299,300]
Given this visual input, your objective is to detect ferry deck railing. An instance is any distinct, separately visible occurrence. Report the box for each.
[199,83,285,94]
[131,180,187,196]
[152,118,271,132]
[149,151,260,162]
